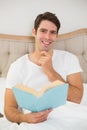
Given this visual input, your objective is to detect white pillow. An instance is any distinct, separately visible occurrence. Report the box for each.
[0,78,6,115]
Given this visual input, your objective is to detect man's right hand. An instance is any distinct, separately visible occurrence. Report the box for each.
[23,109,52,123]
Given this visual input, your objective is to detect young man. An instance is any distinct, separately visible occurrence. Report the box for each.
[4,12,83,124]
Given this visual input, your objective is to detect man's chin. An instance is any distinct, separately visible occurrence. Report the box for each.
[40,46,52,52]
[40,48,50,52]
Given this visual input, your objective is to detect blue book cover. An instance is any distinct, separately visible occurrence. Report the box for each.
[12,80,68,112]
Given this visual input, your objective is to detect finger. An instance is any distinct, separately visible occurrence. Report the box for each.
[31,109,53,123]
[40,51,49,56]
[35,112,49,122]
[38,115,48,122]
[34,116,47,123]
[33,109,50,118]
[31,111,45,118]
[38,109,53,116]
[37,109,53,122]
[38,58,48,65]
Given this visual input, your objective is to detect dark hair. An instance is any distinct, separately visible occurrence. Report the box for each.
[34,12,61,33]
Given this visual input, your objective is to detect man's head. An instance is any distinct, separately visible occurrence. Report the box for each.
[33,12,61,52]
[34,12,61,33]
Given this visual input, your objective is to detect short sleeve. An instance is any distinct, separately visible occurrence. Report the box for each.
[6,63,22,89]
[66,54,83,75]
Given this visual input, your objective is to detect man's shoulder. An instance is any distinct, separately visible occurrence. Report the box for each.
[54,50,79,66]
[11,54,28,68]
[53,49,78,62]
[53,49,76,57]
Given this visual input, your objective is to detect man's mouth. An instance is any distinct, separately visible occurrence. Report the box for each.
[40,40,53,51]
[41,40,51,47]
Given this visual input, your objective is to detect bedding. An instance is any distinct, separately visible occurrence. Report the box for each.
[0,100,87,130]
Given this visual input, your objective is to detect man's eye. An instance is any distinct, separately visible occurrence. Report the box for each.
[51,31,57,34]
[41,29,46,32]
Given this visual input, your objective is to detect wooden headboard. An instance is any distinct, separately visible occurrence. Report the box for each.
[0,28,87,83]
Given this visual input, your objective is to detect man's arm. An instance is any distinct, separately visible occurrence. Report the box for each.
[67,72,83,103]
[46,69,83,104]
[39,51,83,104]
[4,89,52,123]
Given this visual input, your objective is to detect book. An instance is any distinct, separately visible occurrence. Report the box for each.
[12,80,68,112]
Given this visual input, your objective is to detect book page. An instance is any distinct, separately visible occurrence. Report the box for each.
[15,80,64,97]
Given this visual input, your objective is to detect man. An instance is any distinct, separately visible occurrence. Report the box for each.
[4,12,83,124]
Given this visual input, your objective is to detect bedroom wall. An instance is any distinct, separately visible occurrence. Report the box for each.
[0,0,87,35]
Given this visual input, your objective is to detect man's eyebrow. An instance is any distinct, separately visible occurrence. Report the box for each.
[39,28,47,31]
[39,28,57,32]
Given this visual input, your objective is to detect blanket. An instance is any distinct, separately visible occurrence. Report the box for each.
[0,101,87,130]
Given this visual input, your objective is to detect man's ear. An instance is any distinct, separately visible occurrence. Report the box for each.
[32,28,36,36]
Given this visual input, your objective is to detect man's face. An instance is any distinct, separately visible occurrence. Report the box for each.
[33,20,58,52]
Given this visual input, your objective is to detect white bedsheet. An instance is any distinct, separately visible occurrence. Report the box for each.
[0,101,87,130]
[0,78,87,130]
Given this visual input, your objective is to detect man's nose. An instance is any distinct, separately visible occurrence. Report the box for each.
[45,32,50,39]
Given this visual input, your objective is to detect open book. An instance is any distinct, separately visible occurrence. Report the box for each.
[12,80,68,112]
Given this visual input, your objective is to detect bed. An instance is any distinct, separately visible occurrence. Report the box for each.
[0,28,87,130]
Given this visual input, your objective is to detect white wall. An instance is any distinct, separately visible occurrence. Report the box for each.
[0,0,87,35]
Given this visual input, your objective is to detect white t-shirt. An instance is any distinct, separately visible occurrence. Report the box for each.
[6,50,82,91]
